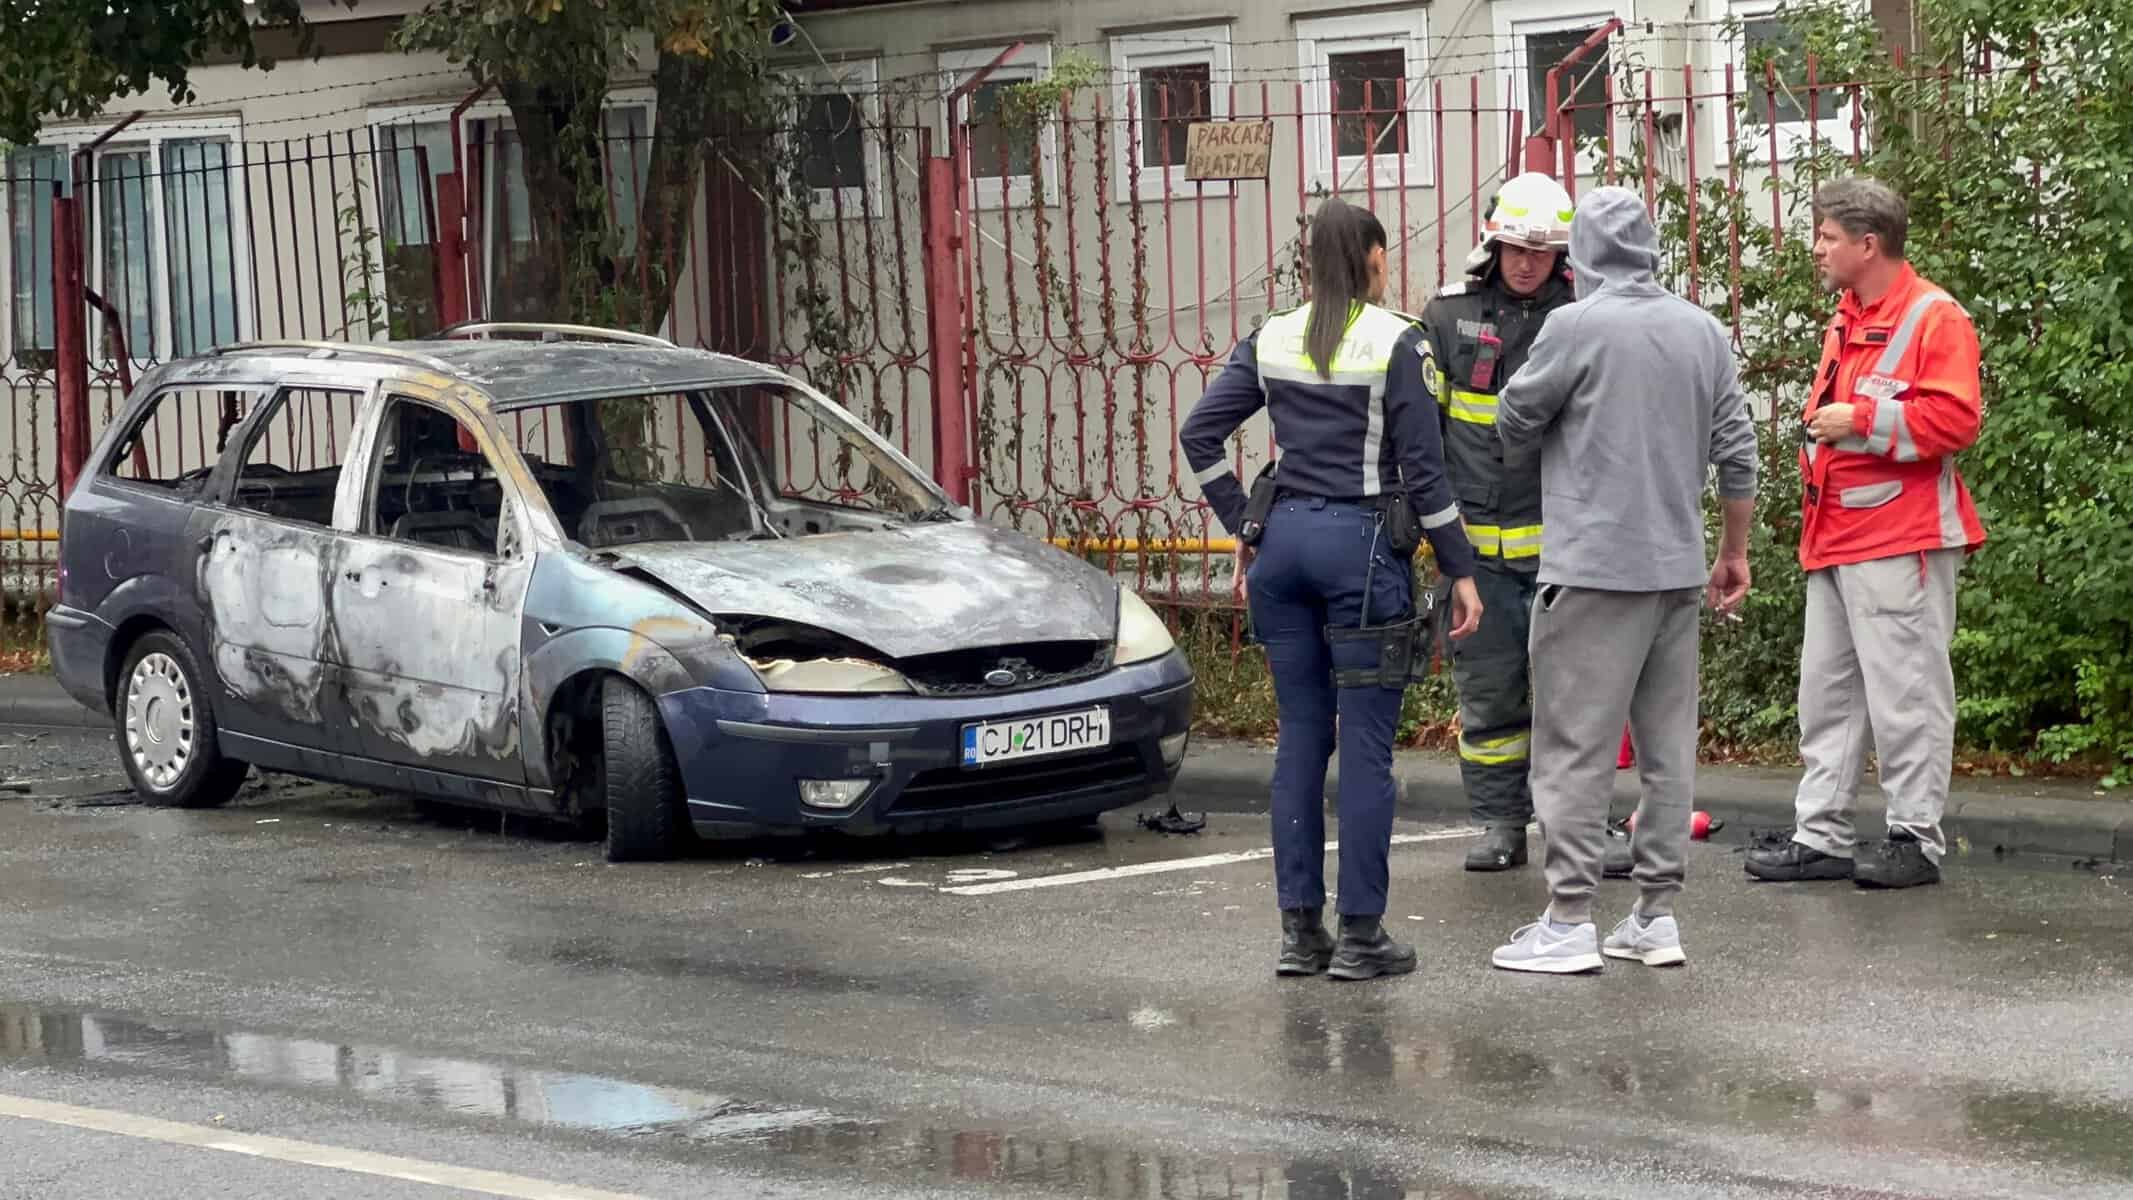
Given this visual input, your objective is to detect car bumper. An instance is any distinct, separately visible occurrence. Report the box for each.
[43,605,115,717]
[657,651,1196,837]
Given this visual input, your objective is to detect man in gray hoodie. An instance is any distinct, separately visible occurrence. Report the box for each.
[1486,186,1759,974]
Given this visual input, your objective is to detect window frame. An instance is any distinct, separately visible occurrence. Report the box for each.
[366,91,658,335]
[1108,25,1236,203]
[1492,0,1633,178]
[2,115,254,374]
[938,43,1060,210]
[223,383,371,530]
[777,56,886,222]
[1711,0,1867,166]
[355,388,533,563]
[1294,10,1433,193]
[95,381,273,501]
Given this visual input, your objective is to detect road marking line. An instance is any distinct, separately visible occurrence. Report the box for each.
[0,1093,649,1200]
[940,828,1480,896]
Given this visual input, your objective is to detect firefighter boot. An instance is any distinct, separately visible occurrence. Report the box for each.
[1277,908,1336,976]
[1464,824,1529,871]
[1327,915,1418,981]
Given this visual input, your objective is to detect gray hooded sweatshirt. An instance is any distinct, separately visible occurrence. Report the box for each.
[1495,186,1759,592]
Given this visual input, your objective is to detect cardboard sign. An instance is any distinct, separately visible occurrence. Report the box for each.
[1185,120,1274,181]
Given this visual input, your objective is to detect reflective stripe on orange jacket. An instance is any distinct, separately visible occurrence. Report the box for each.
[1798,263,1986,572]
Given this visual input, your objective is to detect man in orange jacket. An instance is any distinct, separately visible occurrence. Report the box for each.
[1746,177,1985,890]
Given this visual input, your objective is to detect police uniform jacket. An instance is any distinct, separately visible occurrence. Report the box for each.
[1180,301,1478,580]
[1415,270,1573,571]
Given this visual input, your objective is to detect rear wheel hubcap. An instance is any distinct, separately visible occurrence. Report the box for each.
[125,653,195,790]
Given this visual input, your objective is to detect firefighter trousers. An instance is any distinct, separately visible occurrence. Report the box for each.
[1446,563,1537,827]
[1246,497,1415,917]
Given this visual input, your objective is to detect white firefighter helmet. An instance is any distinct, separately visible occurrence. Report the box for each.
[1465,172,1575,276]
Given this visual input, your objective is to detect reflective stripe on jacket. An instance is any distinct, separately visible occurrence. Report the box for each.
[1179,301,1478,579]
[1416,273,1572,570]
[1799,264,1986,572]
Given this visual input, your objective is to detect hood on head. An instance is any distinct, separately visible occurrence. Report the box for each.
[1568,186,1661,299]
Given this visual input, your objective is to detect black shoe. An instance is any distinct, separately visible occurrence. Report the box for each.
[1277,907,1336,976]
[1326,916,1418,982]
[1855,830,1942,889]
[1744,835,1855,882]
[1603,823,1634,879]
[1464,825,1528,872]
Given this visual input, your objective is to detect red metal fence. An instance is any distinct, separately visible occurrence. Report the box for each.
[5,44,1925,609]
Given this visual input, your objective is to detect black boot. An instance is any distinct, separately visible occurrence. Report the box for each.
[1277,907,1336,976]
[1464,825,1528,871]
[1326,915,1418,982]
[1744,833,1855,882]
[1854,829,1942,889]
[1602,822,1635,880]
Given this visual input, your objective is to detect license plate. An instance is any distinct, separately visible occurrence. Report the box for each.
[962,707,1111,768]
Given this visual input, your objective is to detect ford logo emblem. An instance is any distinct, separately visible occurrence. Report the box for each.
[984,668,1018,688]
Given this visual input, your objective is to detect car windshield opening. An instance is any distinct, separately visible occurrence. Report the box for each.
[497,383,946,550]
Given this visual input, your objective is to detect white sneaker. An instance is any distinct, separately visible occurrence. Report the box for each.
[1490,917,1603,974]
[1602,913,1686,967]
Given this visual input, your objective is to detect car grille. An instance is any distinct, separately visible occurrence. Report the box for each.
[893,748,1148,812]
[897,641,1112,697]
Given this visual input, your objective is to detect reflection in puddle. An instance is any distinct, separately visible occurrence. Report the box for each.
[0,1003,1465,1199]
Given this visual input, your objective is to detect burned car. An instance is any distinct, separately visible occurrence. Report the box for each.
[46,324,1195,860]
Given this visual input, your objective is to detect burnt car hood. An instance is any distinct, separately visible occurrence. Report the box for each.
[606,522,1120,660]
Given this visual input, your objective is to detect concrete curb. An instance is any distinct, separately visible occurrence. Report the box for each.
[1171,739,2132,865]
[0,677,106,732]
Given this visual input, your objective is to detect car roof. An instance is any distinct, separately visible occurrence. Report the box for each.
[192,335,793,411]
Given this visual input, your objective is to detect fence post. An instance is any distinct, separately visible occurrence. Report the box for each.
[918,128,971,507]
[52,189,90,506]
[435,171,470,329]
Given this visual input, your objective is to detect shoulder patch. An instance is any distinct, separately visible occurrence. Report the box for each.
[1418,344,1440,400]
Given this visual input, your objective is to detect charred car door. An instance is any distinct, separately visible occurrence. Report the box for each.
[327,387,535,788]
[194,383,368,760]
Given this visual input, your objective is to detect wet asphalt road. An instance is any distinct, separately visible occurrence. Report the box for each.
[1,725,2130,1199]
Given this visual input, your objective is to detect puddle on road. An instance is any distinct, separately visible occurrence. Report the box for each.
[0,1001,1471,1199]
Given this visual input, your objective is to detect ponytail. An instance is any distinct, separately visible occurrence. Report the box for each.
[1303,197,1388,379]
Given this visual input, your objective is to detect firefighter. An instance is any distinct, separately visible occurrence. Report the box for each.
[1182,197,1482,981]
[1415,172,1627,876]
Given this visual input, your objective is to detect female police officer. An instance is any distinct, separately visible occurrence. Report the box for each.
[1182,197,1483,982]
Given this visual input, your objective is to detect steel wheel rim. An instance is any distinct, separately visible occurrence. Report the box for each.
[125,652,195,790]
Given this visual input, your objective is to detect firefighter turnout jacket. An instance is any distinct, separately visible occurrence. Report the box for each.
[1800,262,1986,571]
[1414,270,1575,570]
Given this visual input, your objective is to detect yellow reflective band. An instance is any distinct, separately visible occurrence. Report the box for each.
[1256,303,1408,379]
[1447,390,1498,425]
[1459,731,1531,765]
[1498,524,1543,560]
[1464,523,1541,559]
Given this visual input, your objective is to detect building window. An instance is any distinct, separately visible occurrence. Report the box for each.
[779,57,884,220]
[1495,2,1630,172]
[1296,11,1431,191]
[5,119,250,367]
[940,44,1058,209]
[370,98,653,329]
[1716,0,1861,162]
[1521,27,1613,147]
[1110,25,1234,201]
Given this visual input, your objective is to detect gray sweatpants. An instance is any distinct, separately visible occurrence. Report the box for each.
[1792,549,1962,863]
[1529,584,1702,926]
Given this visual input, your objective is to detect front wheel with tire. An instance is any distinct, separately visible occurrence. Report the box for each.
[116,631,249,809]
[599,676,691,862]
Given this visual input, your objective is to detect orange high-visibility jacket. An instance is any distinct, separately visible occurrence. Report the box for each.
[1798,263,1987,572]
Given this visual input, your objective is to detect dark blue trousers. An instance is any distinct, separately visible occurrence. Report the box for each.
[1246,497,1416,917]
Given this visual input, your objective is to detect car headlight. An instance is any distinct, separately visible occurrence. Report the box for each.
[1114,586,1177,665]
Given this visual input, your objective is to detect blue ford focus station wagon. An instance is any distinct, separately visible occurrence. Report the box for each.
[46,325,1195,860]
